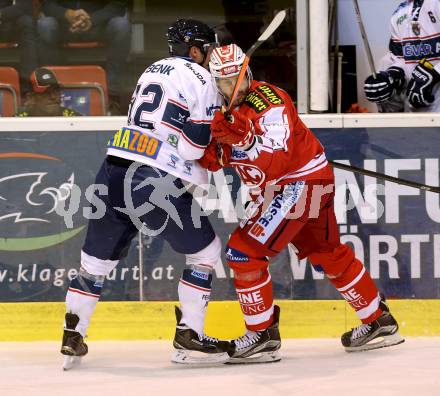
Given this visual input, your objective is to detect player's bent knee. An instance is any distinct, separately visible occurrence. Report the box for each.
[80,249,118,276]
[308,244,355,278]
[185,235,221,269]
[233,268,266,282]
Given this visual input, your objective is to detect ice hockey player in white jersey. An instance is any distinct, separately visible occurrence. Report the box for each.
[364,0,440,112]
[60,19,230,369]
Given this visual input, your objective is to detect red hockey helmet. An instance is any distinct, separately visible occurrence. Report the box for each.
[209,44,252,104]
[209,44,252,79]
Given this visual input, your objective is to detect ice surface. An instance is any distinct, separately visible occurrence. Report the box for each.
[0,338,439,396]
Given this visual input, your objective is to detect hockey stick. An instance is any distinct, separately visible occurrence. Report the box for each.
[217,9,287,165]
[352,0,393,113]
[225,9,287,112]
[329,161,440,193]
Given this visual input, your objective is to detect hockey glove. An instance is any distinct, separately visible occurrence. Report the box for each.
[406,58,440,108]
[198,139,231,172]
[211,108,255,148]
[363,67,405,103]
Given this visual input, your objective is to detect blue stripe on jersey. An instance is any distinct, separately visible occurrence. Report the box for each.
[162,101,190,132]
[181,268,212,290]
[70,274,103,296]
[390,35,440,61]
[181,122,211,148]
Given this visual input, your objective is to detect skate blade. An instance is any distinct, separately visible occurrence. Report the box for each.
[171,349,230,365]
[344,332,405,353]
[63,355,82,371]
[226,350,281,364]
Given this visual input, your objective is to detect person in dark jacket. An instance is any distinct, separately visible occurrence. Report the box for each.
[37,1,131,114]
[0,0,38,94]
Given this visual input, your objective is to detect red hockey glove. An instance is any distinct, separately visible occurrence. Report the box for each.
[198,139,231,172]
[211,108,255,147]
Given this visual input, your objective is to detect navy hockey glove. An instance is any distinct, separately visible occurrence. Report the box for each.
[406,59,440,108]
[363,67,405,103]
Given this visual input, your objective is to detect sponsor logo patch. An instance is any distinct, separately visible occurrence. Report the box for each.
[244,91,268,113]
[248,182,305,244]
[225,247,249,262]
[257,85,283,105]
[191,270,209,280]
[167,134,179,147]
[108,127,162,160]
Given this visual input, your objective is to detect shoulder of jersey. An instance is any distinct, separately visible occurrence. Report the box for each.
[392,1,409,16]
[150,57,211,86]
[243,81,286,114]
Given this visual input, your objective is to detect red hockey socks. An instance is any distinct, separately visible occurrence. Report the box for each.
[234,270,274,331]
[331,257,382,323]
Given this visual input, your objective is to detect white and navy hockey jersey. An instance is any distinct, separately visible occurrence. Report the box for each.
[107,57,221,185]
[380,0,440,111]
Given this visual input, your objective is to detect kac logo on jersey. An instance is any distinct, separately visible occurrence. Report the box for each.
[231,163,265,187]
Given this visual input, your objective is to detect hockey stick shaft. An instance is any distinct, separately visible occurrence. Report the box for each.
[329,161,440,193]
[352,0,376,78]
[352,1,392,112]
[226,9,287,112]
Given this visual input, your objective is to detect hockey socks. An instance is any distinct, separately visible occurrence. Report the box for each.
[331,258,382,324]
[178,266,212,334]
[65,268,104,336]
[235,270,274,332]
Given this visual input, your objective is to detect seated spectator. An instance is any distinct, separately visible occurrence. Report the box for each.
[37,1,130,115]
[16,67,82,116]
[0,0,38,94]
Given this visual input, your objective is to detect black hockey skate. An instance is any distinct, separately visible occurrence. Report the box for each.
[341,298,405,352]
[171,306,231,364]
[228,305,281,364]
[61,313,88,370]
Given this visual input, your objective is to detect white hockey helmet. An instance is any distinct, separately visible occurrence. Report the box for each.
[209,44,252,80]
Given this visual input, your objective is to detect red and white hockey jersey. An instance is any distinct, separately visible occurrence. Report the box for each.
[228,80,333,189]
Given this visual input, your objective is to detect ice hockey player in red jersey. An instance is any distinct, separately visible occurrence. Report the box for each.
[200,44,405,363]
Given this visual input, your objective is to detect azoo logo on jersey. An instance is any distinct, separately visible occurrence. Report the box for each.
[108,127,162,159]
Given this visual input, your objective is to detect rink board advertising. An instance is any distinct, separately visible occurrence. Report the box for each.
[0,126,439,301]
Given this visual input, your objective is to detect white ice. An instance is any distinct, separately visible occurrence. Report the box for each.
[0,338,439,396]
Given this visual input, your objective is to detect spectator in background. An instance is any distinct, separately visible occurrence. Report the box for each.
[0,0,38,94]
[364,0,440,112]
[37,1,131,115]
[16,67,82,116]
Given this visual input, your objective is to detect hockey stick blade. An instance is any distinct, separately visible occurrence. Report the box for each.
[248,9,287,58]
[226,9,287,112]
[330,161,440,193]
